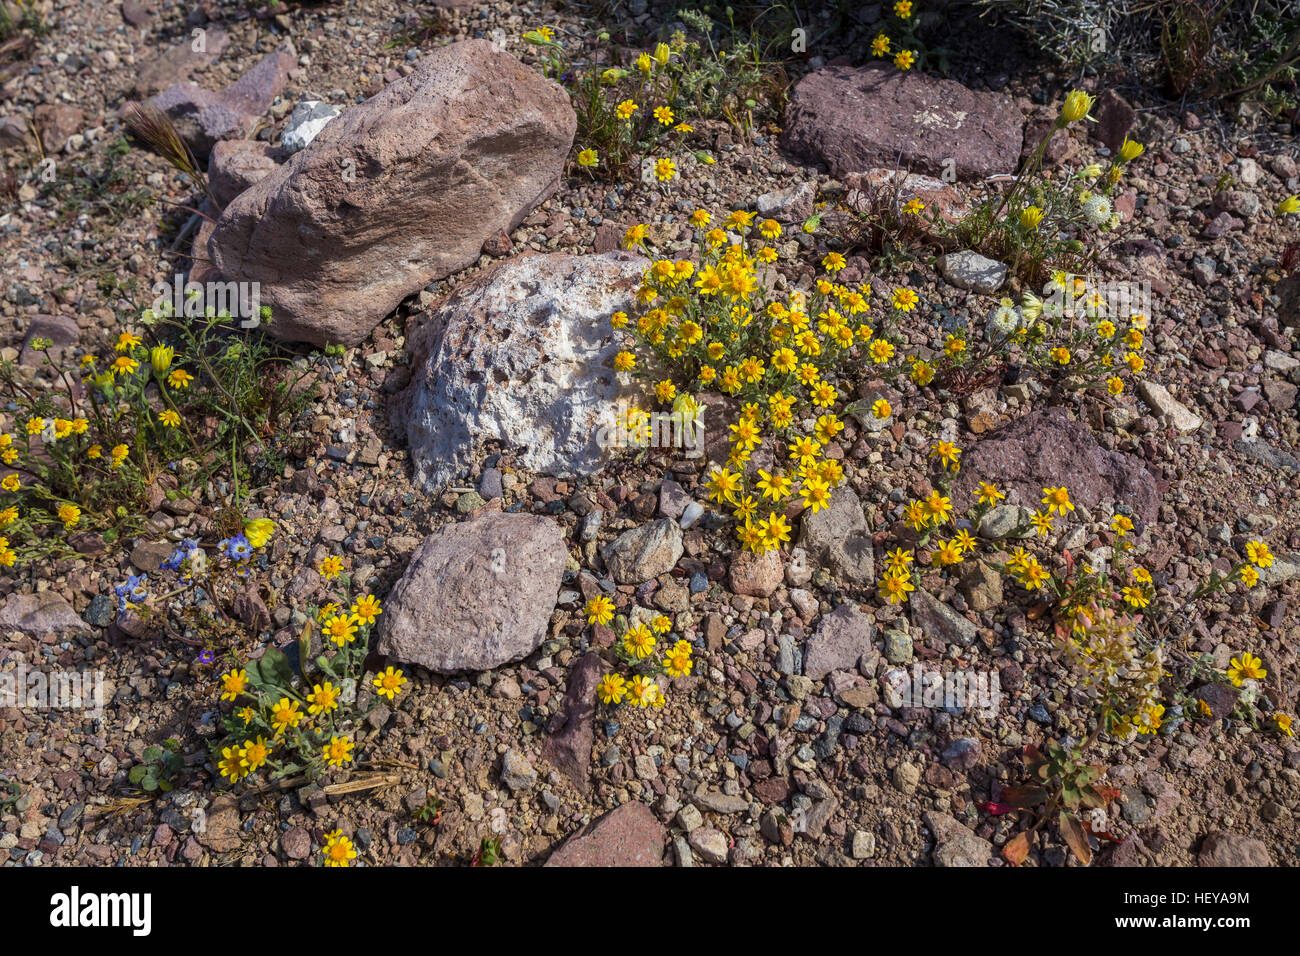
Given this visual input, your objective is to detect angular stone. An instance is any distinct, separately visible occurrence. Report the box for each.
[941,737,982,771]
[541,652,607,793]
[395,252,646,490]
[1137,380,1203,433]
[1233,438,1300,474]
[210,39,576,347]
[130,25,230,98]
[377,513,567,673]
[804,603,876,681]
[845,168,971,226]
[20,315,79,367]
[756,181,816,221]
[797,487,873,583]
[694,791,749,814]
[687,827,729,864]
[603,519,684,585]
[977,504,1034,539]
[0,592,92,636]
[281,100,342,152]
[144,45,296,159]
[729,548,783,597]
[546,801,666,867]
[909,587,977,647]
[938,250,1007,294]
[33,104,84,154]
[500,750,537,792]
[1197,831,1271,867]
[958,559,1003,611]
[1092,89,1136,153]
[1192,682,1239,721]
[782,66,1024,180]
[924,810,992,867]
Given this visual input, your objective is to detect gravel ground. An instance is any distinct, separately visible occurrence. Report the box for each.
[0,0,1297,867]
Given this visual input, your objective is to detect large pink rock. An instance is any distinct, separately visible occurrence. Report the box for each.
[545,802,667,867]
[782,66,1024,181]
[208,39,576,347]
[952,407,1161,523]
[376,512,568,674]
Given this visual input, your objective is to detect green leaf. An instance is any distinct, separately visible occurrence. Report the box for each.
[128,765,146,785]
[141,776,158,792]
[1062,784,1081,810]
[142,745,162,762]
[249,646,295,689]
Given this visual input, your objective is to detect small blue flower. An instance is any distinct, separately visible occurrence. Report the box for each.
[115,573,149,612]
[220,534,252,562]
[197,650,214,665]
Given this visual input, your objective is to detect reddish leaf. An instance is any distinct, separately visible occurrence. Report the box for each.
[998,785,1050,809]
[977,801,1014,816]
[1002,831,1032,866]
[1092,785,1123,805]
[1059,811,1093,866]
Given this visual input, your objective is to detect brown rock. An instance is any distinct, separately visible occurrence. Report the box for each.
[143,45,295,159]
[803,602,876,681]
[208,139,286,209]
[1197,830,1271,867]
[541,653,608,793]
[593,221,625,254]
[729,548,783,597]
[197,798,242,853]
[952,407,1160,523]
[545,801,666,867]
[0,592,90,636]
[782,66,1024,180]
[121,2,153,27]
[377,512,567,673]
[0,114,30,150]
[33,104,83,153]
[130,26,231,99]
[233,586,271,632]
[845,168,971,227]
[208,40,575,347]
[20,315,79,367]
[1092,89,1136,153]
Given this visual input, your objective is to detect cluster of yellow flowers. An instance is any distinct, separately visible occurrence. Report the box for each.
[870,1,920,70]
[615,212,941,555]
[525,26,697,179]
[0,327,204,564]
[215,584,403,784]
[874,461,1291,739]
[586,595,691,708]
[977,274,1151,395]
